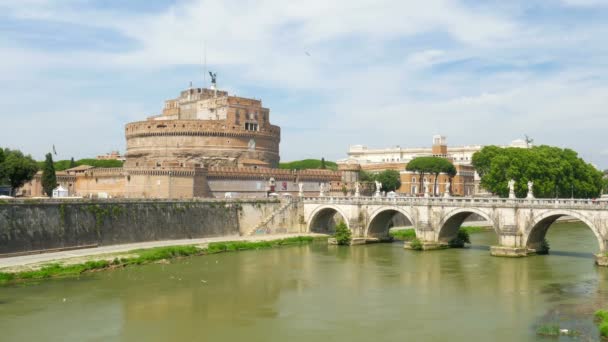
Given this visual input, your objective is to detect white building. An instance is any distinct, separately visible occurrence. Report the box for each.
[340,135,528,166]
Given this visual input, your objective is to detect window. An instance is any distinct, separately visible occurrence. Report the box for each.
[245,123,258,131]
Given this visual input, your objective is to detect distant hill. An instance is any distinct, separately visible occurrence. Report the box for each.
[37,158,123,171]
[279,159,337,171]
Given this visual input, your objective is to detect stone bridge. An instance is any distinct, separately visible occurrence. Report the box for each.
[302,196,608,261]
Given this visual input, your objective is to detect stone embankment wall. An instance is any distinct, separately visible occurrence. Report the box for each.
[0,199,304,255]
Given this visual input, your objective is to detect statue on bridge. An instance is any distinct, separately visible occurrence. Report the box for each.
[444,180,451,198]
[375,181,382,197]
[319,183,325,197]
[355,182,360,197]
[424,180,430,198]
[526,181,535,199]
[298,182,304,197]
[508,179,516,199]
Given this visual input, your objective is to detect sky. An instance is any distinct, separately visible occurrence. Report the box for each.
[0,0,607,168]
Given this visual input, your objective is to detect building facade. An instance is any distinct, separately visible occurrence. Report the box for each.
[339,135,528,196]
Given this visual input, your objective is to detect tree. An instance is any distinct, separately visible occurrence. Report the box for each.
[41,153,57,197]
[375,169,401,192]
[428,158,456,196]
[472,145,603,198]
[334,221,352,245]
[69,157,76,168]
[359,170,375,182]
[2,148,38,195]
[0,148,5,183]
[407,156,455,195]
[320,158,326,169]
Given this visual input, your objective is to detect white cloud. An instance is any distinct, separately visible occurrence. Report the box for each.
[1,0,608,168]
[560,0,608,7]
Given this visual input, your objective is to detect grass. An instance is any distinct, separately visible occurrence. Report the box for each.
[392,226,489,242]
[0,236,318,286]
[389,229,416,241]
[536,324,560,336]
[536,323,578,337]
[460,226,492,234]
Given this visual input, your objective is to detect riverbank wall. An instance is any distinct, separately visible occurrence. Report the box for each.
[0,199,305,255]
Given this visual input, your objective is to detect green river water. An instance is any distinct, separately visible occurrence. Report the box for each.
[2,222,608,341]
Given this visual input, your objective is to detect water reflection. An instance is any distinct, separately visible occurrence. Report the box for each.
[1,223,607,342]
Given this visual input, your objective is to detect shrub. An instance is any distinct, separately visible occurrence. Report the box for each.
[334,221,352,245]
[537,238,550,255]
[448,229,471,248]
[409,238,423,250]
[600,321,608,338]
[595,310,608,322]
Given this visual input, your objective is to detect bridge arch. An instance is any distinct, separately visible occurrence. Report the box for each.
[437,207,496,244]
[307,205,350,234]
[524,210,605,252]
[365,206,415,239]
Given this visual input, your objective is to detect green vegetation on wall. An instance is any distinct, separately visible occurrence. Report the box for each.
[279,159,337,171]
[37,158,123,171]
[472,145,603,198]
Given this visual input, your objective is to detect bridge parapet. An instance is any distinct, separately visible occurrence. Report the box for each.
[302,196,608,210]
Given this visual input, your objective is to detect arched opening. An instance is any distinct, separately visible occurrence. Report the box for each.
[437,210,496,246]
[367,209,413,240]
[309,207,348,234]
[525,213,603,255]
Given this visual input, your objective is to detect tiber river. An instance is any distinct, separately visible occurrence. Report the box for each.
[2,222,608,341]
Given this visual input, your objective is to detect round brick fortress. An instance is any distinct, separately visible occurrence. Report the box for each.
[124,119,281,168]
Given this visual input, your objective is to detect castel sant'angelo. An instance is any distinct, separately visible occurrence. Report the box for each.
[125,85,281,169]
[24,78,347,199]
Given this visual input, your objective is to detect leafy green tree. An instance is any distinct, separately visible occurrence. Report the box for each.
[472,145,603,198]
[334,221,352,245]
[359,170,375,182]
[2,148,38,195]
[428,158,456,196]
[41,153,57,197]
[0,148,6,183]
[407,156,455,195]
[376,169,401,192]
[69,157,76,169]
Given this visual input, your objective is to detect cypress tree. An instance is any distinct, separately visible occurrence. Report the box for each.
[69,157,76,168]
[320,158,326,169]
[41,153,57,197]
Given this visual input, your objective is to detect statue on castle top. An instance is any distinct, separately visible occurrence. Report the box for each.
[209,71,217,85]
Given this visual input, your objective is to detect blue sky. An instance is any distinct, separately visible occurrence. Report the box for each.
[0,0,607,168]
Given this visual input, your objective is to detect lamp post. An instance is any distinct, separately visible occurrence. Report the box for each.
[571,184,574,199]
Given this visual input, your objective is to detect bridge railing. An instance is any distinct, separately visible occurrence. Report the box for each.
[302,196,608,209]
